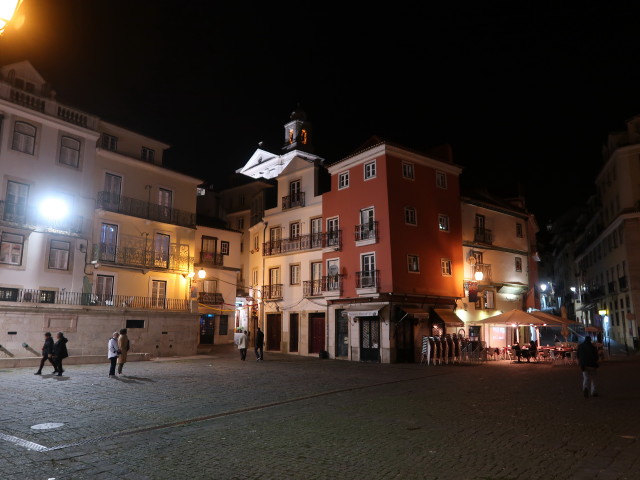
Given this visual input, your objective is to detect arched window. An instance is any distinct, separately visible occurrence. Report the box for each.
[12,121,36,154]
[59,135,80,167]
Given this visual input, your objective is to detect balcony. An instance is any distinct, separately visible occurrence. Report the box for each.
[473,263,492,283]
[354,221,379,244]
[321,274,344,296]
[282,192,305,210]
[198,292,224,305]
[96,191,196,228]
[91,241,192,274]
[198,251,223,267]
[474,227,493,244]
[0,288,189,310]
[262,231,341,256]
[303,279,323,297]
[356,270,380,290]
[581,286,605,304]
[262,284,283,300]
[0,200,83,234]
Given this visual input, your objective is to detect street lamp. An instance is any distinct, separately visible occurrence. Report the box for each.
[0,0,23,35]
[198,268,206,279]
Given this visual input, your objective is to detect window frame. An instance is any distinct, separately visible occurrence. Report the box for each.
[436,171,447,189]
[141,146,155,163]
[12,120,36,155]
[0,231,25,265]
[441,258,452,276]
[59,135,81,168]
[438,214,450,232]
[364,160,376,180]
[220,241,230,255]
[515,256,523,272]
[407,254,419,273]
[516,222,523,238]
[338,171,350,190]
[48,239,71,271]
[290,263,301,285]
[402,162,415,180]
[404,207,417,226]
[101,133,118,151]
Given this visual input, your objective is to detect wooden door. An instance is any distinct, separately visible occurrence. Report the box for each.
[266,313,281,351]
[308,313,325,353]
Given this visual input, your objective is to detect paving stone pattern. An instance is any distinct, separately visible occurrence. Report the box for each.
[1,345,639,480]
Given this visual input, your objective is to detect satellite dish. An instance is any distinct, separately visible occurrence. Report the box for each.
[328,265,339,276]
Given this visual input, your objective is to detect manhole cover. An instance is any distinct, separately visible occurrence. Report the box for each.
[30,423,64,430]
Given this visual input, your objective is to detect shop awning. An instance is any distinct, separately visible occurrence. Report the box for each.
[342,304,385,319]
[432,308,464,327]
[498,283,528,295]
[399,307,429,319]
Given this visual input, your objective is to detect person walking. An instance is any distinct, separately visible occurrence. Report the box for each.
[34,332,56,375]
[117,328,130,375]
[108,331,120,378]
[577,335,599,398]
[51,332,69,376]
[237,330,248,361]
[255,327,264,361]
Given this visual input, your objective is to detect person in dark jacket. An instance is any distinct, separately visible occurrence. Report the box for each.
[577,336,599,398]
[255,327,265,361]
[34,332,56,375]
[51,332,69,377]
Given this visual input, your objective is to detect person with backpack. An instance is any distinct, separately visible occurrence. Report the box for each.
[51,332,69,377]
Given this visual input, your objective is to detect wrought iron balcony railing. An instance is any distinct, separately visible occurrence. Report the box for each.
[198,251,223,267]
[262,284,283,300]
[0,200,83,234]
[321,274,344,294]
[262,231,341,256]
[0,288,189,310]
[92,242,192,273]
[581,286,605,304]
[474,227,493,244]
[282,192,305,209]
[303,279,323,297]
[198,292,224,305]
[356,270,380,289]
[354,221,378,242]
[96,191,196,228]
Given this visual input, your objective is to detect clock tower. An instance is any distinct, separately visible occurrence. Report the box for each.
[283,104,314,154]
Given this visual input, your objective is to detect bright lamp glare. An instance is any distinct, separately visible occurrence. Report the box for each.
[540,283,547,292]
[0,0,22,33]
[39,197,69,220]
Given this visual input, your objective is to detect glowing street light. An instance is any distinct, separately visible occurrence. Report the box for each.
[474,270,484,281]
[39,196,69,221]
[198,268,206,279]
[0,0,24,35]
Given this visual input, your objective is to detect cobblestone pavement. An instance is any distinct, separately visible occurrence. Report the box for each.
[1,346,640,480]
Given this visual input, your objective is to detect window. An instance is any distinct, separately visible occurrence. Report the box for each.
[59,136,80,168]
[48,240,70,270]
[441,258,452,276]
[104,173,122,202]
[151,279,167,307]
[126,319,145,329]
[101,133,117,151]
[158,188,172,220]
[364,161,376,180]
[253,235,259,251]
[405,207,417,225]
[0,232,24,265]
[311,217,322,247]
[338,171,349,189]
[290,264,300,285]
[12,121,36,154]
[252,268,259,286]
[100,223,118,262]
[220,241,229,255]
[40,290,56,303]
[154,233,170,268]
[203,279,218,293]
[438,214,450,232]
[485,290,495,309]
[436,171,447,189]
[516,222,523,238]
[361,253,376,287]
[515,257,522,272]
[0,287,19,301]
[95,274,114,304]
[237,217,244,230]
[402,162,415,179]
[4,180,29,222]
[290,221,300,239]
[327,217,339,246]
[408,255,419,272]
[141,147,155,163]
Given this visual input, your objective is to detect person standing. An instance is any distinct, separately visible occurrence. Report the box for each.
[34,332,56,375]
[108,331,120,378]
[255,327,264,361]
[237,330,248,361]
[51,332,68,377]
[117,328,130,375]
[577,336,599,398]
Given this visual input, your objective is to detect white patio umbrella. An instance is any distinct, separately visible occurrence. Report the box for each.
[472,309,549,345]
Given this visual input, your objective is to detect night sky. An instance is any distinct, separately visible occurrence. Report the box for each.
[3,1,640,226]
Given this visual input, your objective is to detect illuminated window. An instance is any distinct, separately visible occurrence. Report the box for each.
[0,232,24,265]
[438,214,450,232]
[12,121,36,155]
[408,255,419,272]
[220,241,229,255]
[59,136,80,168]
[402,162,414,179]
[338,171,349,189]
[364,161,376,180]
[289,129,294,144]
[436,171,447,189]
[405,207,417,225]
[300,129,307,144]
[441,258,452,276]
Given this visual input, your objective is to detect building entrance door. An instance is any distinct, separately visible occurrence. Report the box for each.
[360,317,380,362]
[309,313,325,353]
[394,318,414,362]
[200,314,215,345]
[266,313,281,351]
